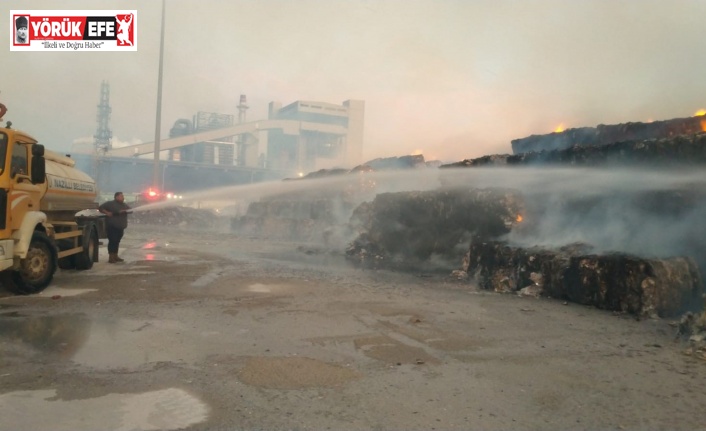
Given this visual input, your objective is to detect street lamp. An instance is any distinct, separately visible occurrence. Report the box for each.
[152,0,166,189]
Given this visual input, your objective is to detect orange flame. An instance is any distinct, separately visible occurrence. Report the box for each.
[701,119,706,132]
[516,214,523,223]
[694,109,706,117]
[553,124,565,133]
[411,149,423,156]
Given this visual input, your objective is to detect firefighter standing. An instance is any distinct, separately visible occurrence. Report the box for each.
[99,192,131,263]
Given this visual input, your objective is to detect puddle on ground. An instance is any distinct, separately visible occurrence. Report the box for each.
[36,286,98,297]
[0,314,91,359]
[197,279,304,296]
[142,241,160,250]
[242,282,306,294]
[234,248,359,272]
[238,356,361,389]
[135,241,188,262]
[139,254,180,262]
[353,334,441,365]
[0,388,209,431]
[247,283,271,293]
[191,267,231,287]
[0,314,219,369]
[71,318,206,369]
[65,269,157,278]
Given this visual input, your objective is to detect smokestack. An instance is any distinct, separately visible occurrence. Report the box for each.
[237,94,248,124]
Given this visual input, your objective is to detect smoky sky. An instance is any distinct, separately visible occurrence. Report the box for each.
[2,0,705,163]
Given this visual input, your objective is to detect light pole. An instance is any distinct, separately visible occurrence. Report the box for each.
[152,0,166,190]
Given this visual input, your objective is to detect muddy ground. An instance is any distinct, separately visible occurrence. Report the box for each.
[0,223,705,431]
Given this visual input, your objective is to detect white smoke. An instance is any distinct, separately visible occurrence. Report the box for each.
[70,135,144,154]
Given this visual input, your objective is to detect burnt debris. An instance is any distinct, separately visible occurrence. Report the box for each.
[465,239,702,318]
[510,115,706,154]
[232,196,357,244]
[233,155,435,243]
[226,114,706,318]
[442,133,706,168]
[345,188,523,269]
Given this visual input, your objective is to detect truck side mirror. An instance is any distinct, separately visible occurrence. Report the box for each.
[32,144,45,156]
[31,145,46,184]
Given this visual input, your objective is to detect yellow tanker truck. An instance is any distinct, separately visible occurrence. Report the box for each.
[0,124,106,294]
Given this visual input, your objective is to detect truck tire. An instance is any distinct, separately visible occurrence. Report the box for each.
[74,224,97,270]
[0,231,57,295]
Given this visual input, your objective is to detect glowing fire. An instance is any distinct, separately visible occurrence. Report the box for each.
[516,214,523,223]
[553,124,565,133]
[694,109,706,117]
[701,119,706,132]
[411,149,423,156]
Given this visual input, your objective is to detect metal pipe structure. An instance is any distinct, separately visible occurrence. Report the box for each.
[152,0,166,189]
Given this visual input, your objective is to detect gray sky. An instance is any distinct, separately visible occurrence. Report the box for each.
[2,0,705,162]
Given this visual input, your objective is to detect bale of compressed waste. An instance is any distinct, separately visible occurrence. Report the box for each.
[511,116,706,154]
[232,197,356,243]
[443,133,706,168]
[345,188,524,268]
[465,239,703,318]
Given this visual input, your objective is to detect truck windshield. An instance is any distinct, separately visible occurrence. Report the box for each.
[0,132,6,175]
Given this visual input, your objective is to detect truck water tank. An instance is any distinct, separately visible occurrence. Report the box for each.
[39,151,98,212]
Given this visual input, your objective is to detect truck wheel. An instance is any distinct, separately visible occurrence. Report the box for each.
[74,225,97,270]
[0,231,57,295]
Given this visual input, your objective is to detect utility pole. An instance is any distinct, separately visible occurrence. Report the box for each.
[153,0,166,189]
[94,81,112,155]
[236,94,248,166]
[93,81,112,192]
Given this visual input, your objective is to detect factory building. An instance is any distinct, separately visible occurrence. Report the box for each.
[110,97,365,174]
[266,99,365,172]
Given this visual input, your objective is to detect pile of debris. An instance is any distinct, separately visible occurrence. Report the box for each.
[232,195,357,243]
[511,115,706,154]
[353,154,429,170]
[677,310,706,360]
[462,238,702,318]
[345,188,524,269]
[443,133,706,168]
[131,206,223,229]
[282,155,431,182]
[228,113,706,320]
[233,155,435,243]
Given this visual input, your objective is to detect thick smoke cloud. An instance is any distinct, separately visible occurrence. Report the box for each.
[438,167,706,277]
[146,166,705,263]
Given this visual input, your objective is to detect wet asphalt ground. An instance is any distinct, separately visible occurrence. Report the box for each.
[1,224,705,431]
